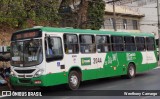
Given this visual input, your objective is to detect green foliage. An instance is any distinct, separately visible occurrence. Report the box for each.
[0,0,105,30]
[0,0,60,29]
[59,0,105,30]
[87,0,105,30]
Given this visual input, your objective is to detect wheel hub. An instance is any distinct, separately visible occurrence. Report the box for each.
[129,66,134,76]
[70,75,78,86]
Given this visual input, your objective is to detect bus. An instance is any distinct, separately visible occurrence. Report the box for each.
[10,27,158,90]
[155,39,159,60]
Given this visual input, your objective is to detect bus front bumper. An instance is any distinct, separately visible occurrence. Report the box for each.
[10,75,45,87]
[10,72,68,87]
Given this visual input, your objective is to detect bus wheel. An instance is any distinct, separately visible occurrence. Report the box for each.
[127,63,136,79]
[68,71,80,90]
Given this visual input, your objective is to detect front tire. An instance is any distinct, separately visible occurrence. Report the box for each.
[68,71,80,90]
[127,63,136,79]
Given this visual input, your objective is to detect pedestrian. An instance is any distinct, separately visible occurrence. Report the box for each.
[0,68,7,85]
[0,67,13,90]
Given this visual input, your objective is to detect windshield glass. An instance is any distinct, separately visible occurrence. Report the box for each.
[11,39,43,67]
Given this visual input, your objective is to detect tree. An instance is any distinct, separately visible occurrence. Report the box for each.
[87,0,105,30]
[32,0,60,26]
[58,0,105,30]
[59,0,88,28]
[0,0,60,28]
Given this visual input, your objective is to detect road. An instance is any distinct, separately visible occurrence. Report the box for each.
[1,67,160,99]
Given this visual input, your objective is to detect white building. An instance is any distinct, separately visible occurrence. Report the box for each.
[102,3,144,33]
[111,0,158,38]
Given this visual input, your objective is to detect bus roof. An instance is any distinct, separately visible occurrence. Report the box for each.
[14,27,155,37]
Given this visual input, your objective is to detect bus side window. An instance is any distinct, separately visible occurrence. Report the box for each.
[80,35,96,53]
[135,37,145,51]
[96,35,110,53]
[124,36,136,51]
[46,37,63,62]
[111,36,124,51]
[146,37,155,51]
[63,34,79,54]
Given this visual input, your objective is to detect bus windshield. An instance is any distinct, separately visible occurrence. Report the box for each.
[11,39,43,67]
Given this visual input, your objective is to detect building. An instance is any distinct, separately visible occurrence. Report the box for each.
[102,3,144,33]
[110,0,158,39]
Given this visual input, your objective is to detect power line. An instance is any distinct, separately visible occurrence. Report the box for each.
[105,0,121,3]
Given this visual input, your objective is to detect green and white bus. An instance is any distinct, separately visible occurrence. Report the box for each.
[10,27,158,90]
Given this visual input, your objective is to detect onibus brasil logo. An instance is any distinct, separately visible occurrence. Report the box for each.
[2,91,42,96]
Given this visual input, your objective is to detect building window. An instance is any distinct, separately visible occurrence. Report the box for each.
[63,34,79,54]
[111,36,124,51]
[123,19,127,29]
[80,35,96,53]
[124,36,136,51]
[146,37,155,51]
[135,37,145,51]
[132,20,138,30]
[96,35,111,53]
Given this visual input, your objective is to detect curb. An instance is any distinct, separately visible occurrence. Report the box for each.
[0,96,7,98]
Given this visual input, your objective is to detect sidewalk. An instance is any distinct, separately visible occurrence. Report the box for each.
[0,85,9,91]
[0,85,9,96]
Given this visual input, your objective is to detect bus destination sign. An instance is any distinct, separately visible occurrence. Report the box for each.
[12,30,41,40]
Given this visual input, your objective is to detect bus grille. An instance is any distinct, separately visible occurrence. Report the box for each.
[19,79,31,83]
[18,75,33,78]
[15,69,35,74]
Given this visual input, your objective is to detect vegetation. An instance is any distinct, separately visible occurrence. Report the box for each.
[0,0,105,30]
[0,0,60,28]
[59,0,105,30]
[87,0,105,30]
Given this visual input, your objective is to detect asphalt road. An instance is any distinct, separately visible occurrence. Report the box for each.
[1,67,160,99]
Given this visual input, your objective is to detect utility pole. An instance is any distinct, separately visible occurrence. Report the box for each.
[107,0,120,31]
[157,0,160,61]
[113,0,117,31]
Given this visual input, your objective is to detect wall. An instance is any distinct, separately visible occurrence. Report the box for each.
[122,0,158,38]
[102,14,141,32]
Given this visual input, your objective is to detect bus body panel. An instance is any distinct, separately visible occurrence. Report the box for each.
[10,27,158,87]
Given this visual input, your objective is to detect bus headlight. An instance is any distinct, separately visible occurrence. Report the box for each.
[10,71,16,77]
[34,69,44,77]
